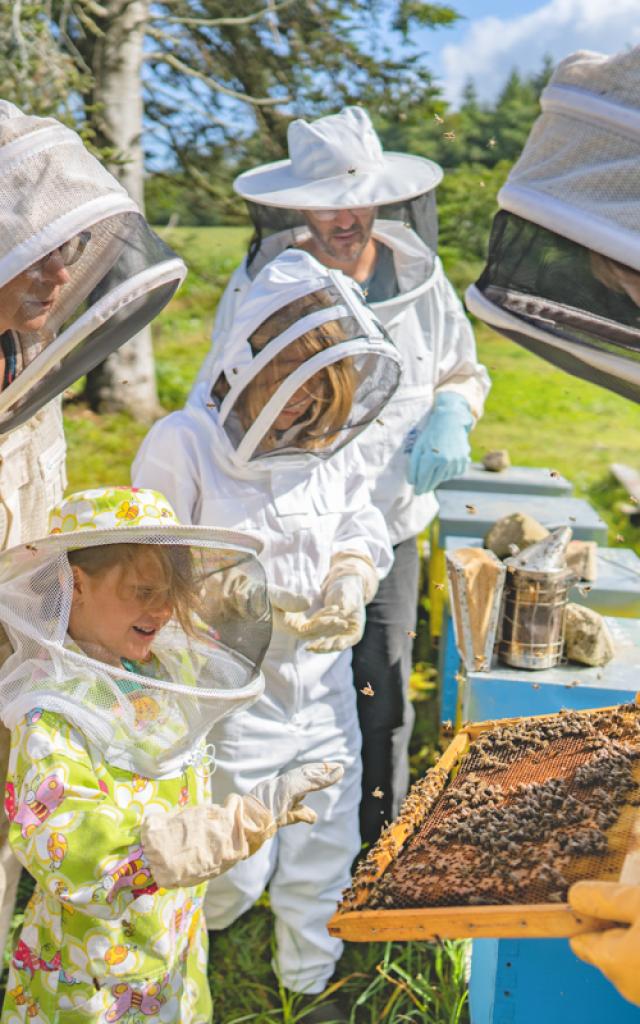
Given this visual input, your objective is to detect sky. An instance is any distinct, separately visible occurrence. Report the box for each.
[418,0,640,107]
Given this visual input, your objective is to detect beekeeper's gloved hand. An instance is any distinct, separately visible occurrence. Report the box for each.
[408,392,473,495]
[269,585,311,618]
[220,571,309,621]
[141,762,343,889]
[569,881,640,1006]
[278,553,378,653]
[250,761,344,825]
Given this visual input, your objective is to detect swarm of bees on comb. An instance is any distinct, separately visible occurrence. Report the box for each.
[340,704,640,914]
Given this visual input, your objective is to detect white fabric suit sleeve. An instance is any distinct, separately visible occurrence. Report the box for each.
[333,447,394,582]
[429,260,491,421]
[131,413,201,525]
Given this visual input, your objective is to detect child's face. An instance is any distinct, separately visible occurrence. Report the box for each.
[266,355,327,432]
[68,555,173,665]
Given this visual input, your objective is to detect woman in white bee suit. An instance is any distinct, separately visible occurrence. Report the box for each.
[0,99,186,954]
[190,106,490,845]
[466,44,640,1012]
[133,248,400,1015]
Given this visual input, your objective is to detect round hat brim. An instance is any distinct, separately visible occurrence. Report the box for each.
[0,524,264,581]
[234,152,443,209]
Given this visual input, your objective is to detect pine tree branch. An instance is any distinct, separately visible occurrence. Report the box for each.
[145,37,290,105]
[154,0,296,29]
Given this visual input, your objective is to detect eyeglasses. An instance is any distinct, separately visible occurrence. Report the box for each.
[306,207,375,223]
[35,230,92,270]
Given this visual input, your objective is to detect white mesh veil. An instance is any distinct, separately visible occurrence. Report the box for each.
[0,102,186,433]
[0,527,270,778]
[207,249,402,468]
[466,46,640,403]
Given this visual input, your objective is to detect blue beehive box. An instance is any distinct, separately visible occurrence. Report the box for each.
[438,463,573,495]
[435,491,608,545]
[470,937,640,1024]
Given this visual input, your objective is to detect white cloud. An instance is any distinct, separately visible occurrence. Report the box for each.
[440,0,640,106]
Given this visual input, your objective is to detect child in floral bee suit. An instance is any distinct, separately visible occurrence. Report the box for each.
[0,487,341,1024]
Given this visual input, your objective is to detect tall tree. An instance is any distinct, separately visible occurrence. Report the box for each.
[7,0,458,417]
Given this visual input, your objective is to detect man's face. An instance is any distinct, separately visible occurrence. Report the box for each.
[303,207,376,265]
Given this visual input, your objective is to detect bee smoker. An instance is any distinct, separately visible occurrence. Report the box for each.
[446,548,506,672]
[499,527,576,670]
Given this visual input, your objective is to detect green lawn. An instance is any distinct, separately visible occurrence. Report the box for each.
[56,228,640,1021]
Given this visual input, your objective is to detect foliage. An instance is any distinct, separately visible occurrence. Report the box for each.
[0,2,456,190]
[0,3,90,125]
[144,53,551,228]
[437,161,511,264]
[373,58,553,171]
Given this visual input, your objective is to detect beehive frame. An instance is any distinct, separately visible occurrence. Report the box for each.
[329,704,640,942]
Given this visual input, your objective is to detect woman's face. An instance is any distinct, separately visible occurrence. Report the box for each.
[0,253,71,335]
[68,555,173,666]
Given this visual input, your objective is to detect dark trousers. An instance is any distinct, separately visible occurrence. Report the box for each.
[352,536,419,845]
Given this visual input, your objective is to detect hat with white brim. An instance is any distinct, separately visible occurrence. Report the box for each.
[234,106,442,210]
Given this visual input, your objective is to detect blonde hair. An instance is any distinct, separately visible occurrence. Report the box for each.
[216,290,358,452]
[590,251,640,303]
[68,543,203,638]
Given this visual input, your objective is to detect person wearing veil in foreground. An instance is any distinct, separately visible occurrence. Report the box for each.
[0,486,341,1023]
[0,99,188,956]
[466,44,640,1009]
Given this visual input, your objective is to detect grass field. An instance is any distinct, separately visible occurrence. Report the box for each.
[55,227,640,1021]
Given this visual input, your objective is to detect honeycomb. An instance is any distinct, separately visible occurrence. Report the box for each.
[341,704,640,913]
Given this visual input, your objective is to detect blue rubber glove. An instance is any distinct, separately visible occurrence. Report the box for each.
[408,392,473,495]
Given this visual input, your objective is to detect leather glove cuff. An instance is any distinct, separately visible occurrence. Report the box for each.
[141,793,274,889]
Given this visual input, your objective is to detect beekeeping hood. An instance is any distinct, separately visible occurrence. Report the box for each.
[0,487,269,778]
[233,106,442,266]
[204,248,402,476]
[0,102,186,433]
[466,47,640,403]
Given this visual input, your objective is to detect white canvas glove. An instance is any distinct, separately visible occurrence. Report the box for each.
[217,572,309,620]
[250,761,344,825]
[141,762,343,889]
[269,586,311,616]
[277,552,378,653]
[141,792,275,889]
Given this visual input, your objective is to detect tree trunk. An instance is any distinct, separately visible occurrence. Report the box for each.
[84,0,160,421]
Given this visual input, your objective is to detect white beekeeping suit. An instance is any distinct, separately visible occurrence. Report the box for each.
[466,46,640,402]
[190,107,490,848]
[133,249,397,1000]
[0,99,186,953]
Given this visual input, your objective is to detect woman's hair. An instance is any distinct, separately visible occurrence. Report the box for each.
[67,542,203,638]
[590,251,640,306]
[214,289,358,452]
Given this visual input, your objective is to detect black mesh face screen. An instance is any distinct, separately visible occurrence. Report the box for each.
[245,191,438,267]
[472,211,640,403]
